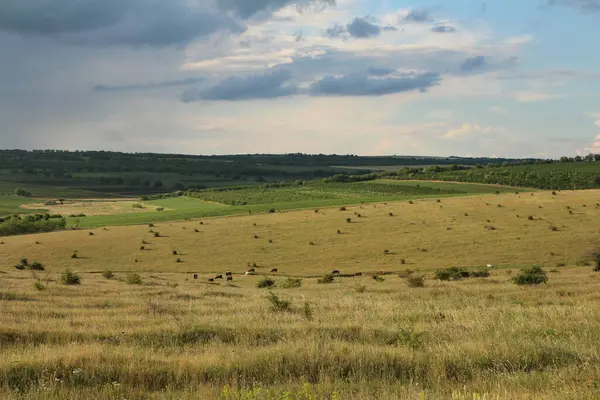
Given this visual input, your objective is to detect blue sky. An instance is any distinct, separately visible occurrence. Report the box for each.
[1,0,599,157]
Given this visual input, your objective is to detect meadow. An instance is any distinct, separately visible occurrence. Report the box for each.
[2,189,600,399]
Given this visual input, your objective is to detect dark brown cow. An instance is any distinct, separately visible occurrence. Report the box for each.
[225,271,232,276]
[227,276,233,282]
[332,270,340,276]
[193,274,198,280]
[208,278,214,282]
[355,272,362,276]
[271,268,278,273]
[215,274,223,280]
[247,268,255,273]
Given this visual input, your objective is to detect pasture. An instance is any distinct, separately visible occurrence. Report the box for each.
[1,189,600,399]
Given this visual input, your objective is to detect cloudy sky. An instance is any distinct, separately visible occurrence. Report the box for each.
[1,0,599,157]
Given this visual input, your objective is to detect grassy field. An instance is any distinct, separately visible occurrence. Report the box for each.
[0,181,123,199]
[0,196,45,215]
[1,190,598,274]
[1,261,600,398]
[2,189,600,399]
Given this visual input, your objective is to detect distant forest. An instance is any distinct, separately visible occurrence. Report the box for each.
[0,149,597,195]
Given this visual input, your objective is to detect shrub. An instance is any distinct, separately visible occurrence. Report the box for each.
[339,206,346,211]
[132,203,144,209]
[266,292,292,312]
[34,280,45,291]
[279,278,302,289]
[268,208,276,213]
[148,223,154,227]
[126,273,143,285]
[255,278,274,289]
[470,270,490,278]
[71,252,78,259]
[14,264,25,270]
[372,275,385,282]
[346,217,352,223]
[154,232,160,237]
[156,207,164,212]
[61,268,81,285]
[317,274,335,284]
[406,276,425,288]
[388,212,394,216]
[586,248,600,272]
[102,270,115,279]
[355,284,367,293]
[549,225,558,232]
[512,266,548,285]
[29,262,45,271]
[302,301,314,321]
[435,267,470,281]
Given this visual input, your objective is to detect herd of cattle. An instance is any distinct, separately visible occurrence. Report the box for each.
[192,268,364,282]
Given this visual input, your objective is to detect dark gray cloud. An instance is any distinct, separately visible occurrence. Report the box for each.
[93,77,205,92]
[326,17,397,39]
[217,0,335,19]
[0,0,335,47]
[367,67,395,76]
[431,25,457,33]
[401,9,434,23]
[181,69,297,101]
[460,56,487,73]
[309,71,440,96]
[346,17,382,38]
[547,0,600,12]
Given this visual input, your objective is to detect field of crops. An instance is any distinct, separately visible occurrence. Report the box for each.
[186,180,510,206]
[395,162,600,190]
[0,181,121,199]
[0,196,44,216]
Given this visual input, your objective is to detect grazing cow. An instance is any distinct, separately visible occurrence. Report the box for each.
[208,278,214,282]
[271,268,278,273]
[225,271,232,276]
[487,264,494,268]
[355,272,362,276]
[331,270,340,276]
[215,274,223,280]
[193,274,198,280]
[247,268,255,273]
[227,276,233,282]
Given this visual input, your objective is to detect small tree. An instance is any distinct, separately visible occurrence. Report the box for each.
[61,268,81,285]
[512,266,548,285]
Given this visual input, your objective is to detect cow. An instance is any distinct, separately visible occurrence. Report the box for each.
[225,271,232,276]
[215,274,223,280]
[355,272,362,276]
[227,276,233,282]
[208,278,214,282]
[331,270,340,276]
[193,274,198,280]
[247,268,255,273]
[271,268,278,273]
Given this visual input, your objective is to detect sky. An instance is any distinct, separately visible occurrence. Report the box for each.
[1,0,600,158]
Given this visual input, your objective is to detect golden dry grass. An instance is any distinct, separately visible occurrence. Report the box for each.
[1,190,599,275]
[2,190,600,399]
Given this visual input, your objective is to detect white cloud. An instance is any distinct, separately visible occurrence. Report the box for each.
[514,91,563,102]
[443,123,495,139]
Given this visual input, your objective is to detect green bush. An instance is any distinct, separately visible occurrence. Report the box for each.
[406,276,425,288]
[317,274,334,284]
[126,273,143,285]
[279,278,302,289]
[29,262,45,271]
[435,267,470,281]
[61,268,81,285]
[266,292,292,313]
[257,278,275,288]
[34,280,45,291]
[512,266,548,285]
